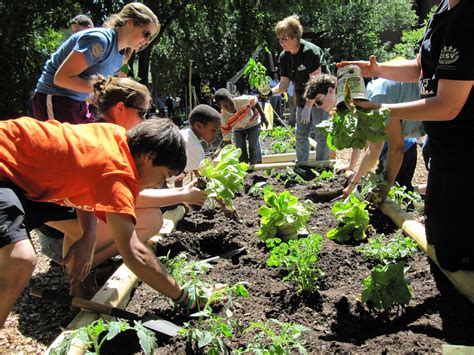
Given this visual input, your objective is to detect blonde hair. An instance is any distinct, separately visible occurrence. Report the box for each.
[91,75,152,117]
[275,15,303,39]
[104,2,160,60]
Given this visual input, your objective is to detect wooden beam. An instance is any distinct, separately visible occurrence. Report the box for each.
[252,159,336,171]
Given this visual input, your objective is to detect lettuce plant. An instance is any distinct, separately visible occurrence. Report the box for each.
[327,193,370,242]
[362,261,413,311]
[198,145,248,211]
[317,82,389,150]
[266,234,324,293]
[258,186,316,241]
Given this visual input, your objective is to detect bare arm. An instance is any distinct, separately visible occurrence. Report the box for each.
[337,55,421,83]
[63,210,97,284]
[344,142,384,196]
[105,212,181,300]
[385,79,473,120]
[271,76,290,95]
[137,181,207,208]
[355,79,474,121]
[54,50,93,93]
[384,117,405,187]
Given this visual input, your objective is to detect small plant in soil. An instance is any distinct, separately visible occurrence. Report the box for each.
[310,168,335,187]
[356,231,418,265]
[388,184,422,212]
[268,167,307,188]
[180,283,249,354]
[198,144,248,218]
[51,319,157,355]
[266,234,324,293]
[362,261,413,312]
[243,57,271,94]
[235,319,309,354]
[249,181,267,198]
[261,125,295,140]
[327,193,370,243]
[258,186,316,241]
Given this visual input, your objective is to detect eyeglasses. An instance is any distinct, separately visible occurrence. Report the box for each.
[278,36,291,43]
[315,94,325,106]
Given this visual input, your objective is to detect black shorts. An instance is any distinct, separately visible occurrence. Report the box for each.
[0,183,76,248]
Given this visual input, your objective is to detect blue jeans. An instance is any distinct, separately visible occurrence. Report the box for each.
[233,124,263,164]
[295,105,330,162]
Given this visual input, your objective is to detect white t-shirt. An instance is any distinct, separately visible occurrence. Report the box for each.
[181,127,205,173]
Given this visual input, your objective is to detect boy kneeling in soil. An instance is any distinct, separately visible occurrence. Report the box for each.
[214,88,268,166]
[0,117,209,328]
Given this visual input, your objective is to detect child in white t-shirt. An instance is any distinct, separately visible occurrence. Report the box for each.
[177,104,221,184]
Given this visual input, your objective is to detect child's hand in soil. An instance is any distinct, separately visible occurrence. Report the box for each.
[183,179,207,206]
[176,283,227,310]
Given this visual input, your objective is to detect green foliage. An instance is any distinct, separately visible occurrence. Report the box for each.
[159,251,212,287]
[198,145,248,210]
[314,0,418,64]
[266,234,324,293]
[258,186,316,241]
[356,232,418,265]
[269,141,295,154]
[317,83,389,150]
[260,126,295,140]
[327,194,370,243]
[388,5,437,60]
[362,261,413,311]
[51,319,157,355]
[388,184,422,212]
[244,57,271,91]
[249,181,267,198]
[236,319,308,354]
[180,283,249,355]
[34,28,66,57]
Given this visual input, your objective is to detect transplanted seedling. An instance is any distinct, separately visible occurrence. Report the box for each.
[266,234,324,293]
[198,144,248,219]
[179,282,249,355]
[258,186,316,241]
[362,261,413,312]
[235,318,309,354]
[51,319,157,355]
[356,231,418,265]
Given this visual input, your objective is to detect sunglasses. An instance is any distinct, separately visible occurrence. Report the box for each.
[278,36,290,43]
[315,94,325,106]
[125,103,149,118]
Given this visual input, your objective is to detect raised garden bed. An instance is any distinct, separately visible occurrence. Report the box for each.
[112,168,474,354]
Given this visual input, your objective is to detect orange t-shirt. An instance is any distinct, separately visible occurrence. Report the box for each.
[0,117,140,222]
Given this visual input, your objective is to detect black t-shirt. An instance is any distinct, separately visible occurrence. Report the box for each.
[279,39,328,107]
[420,0,474,171]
